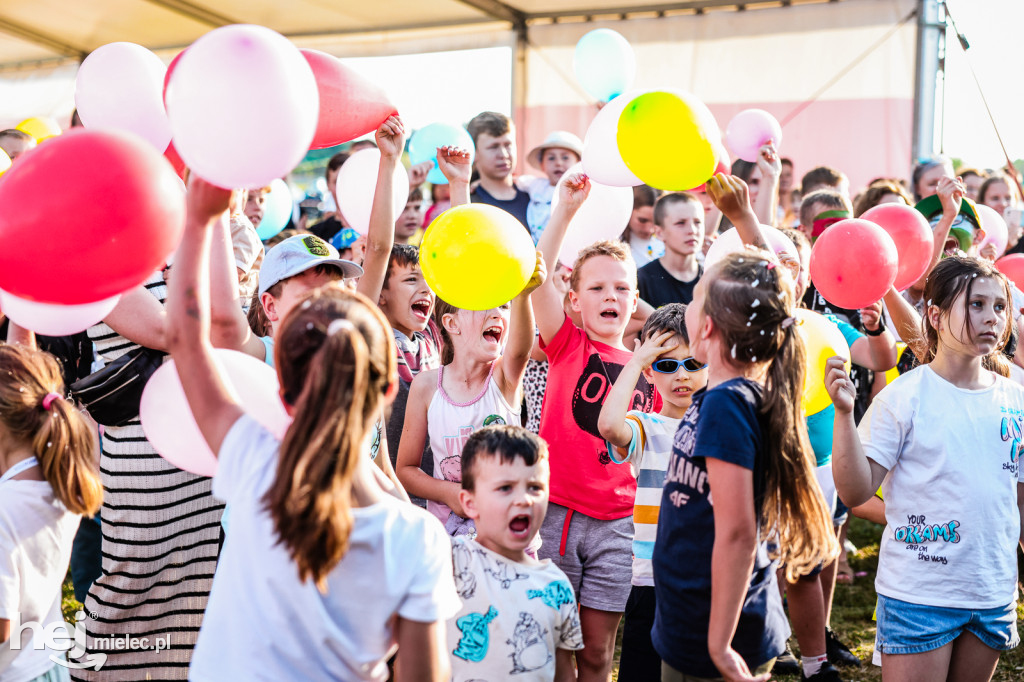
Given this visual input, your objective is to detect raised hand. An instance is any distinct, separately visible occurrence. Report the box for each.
[375,115,406,161]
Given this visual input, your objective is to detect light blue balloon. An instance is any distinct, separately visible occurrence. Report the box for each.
[256,179,293,241]
[408,123,474,185]
[573,29,636,102]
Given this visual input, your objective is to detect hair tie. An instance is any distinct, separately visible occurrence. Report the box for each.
[765,262,777,270]
[42,392,61,410]
[780,317,797,330]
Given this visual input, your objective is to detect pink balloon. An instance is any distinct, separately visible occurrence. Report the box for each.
[0,291,120,336]
[976,204,1009,257]
[581,93,642,187]
[75,42,172,152]
[703,225,797,271]
[141,350,291,477]
[165,25,319,189]
[724,109,782,163]
[810,219,898,309]
[552,164,635,266]
[336,148,409,235]
[859,203,933,291]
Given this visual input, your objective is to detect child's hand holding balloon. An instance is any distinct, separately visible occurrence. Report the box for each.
[375,115,406,161]
[521,250,548,296]
[186,174,231,224]
[824,356,856,415]
[755,140,781,181]
[556,169,591,212]
[858,301,884,333]
[706,174,755,229]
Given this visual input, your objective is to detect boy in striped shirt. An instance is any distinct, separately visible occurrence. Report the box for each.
[597,303,708,681]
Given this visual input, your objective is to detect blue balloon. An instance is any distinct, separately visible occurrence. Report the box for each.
[408,122,474,185]
[573,29,636,102]
[256,179,293,241]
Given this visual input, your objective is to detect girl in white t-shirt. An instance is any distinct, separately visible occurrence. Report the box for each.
[0,340,102,682]
[167,181,459,682]
[828,256,1024,682]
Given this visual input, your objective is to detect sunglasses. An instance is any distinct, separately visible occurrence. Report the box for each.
[652,357,707,374]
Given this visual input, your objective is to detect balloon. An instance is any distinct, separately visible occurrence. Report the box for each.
[165,24,318,189]
[162,49,186,105]
[301,49,398,149]
[335,148,409,235]
[420,204,536,310]
[0,129,185,304]
[408,123,474,185]
[976,204,1009,257]
[573,29,636,102]
[617,90,721,191]
[551,164,635,266]
[0,149,9,175]
[0,291,120,336]
[724,109,782,163]
[141,350,291,477]
[164,140,187,179]
[996,254,1024,291]
[703,225,797,271]
[580,92,642,187]
[885,342,907,386]
[16,117,61,142]
[256,179,293,240]
[687,144,731,192]
[860,203,933,291]
[809,218,898,310]
[796,308,851,417]
[75,42,172,152]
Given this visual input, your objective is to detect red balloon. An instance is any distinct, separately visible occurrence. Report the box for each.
[860,203,933,291]
[300,49,398,149]
[164,139,187,179]
[163,49,185,106]
[996,254,1024,292]
[809,218,898,310]
[0,129,185,304]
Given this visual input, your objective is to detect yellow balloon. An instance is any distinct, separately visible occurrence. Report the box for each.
[420,204,536,311]
[884,342,907,385]
[16,116,62,142]
[616,90,719,191]
[796,308,851,416]
[0,148,10,176]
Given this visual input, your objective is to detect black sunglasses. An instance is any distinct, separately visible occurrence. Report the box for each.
[652,357,706,374]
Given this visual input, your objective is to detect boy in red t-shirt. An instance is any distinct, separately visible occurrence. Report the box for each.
[533,170,659,681]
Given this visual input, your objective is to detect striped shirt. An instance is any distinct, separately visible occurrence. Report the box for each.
[609,411,681,587]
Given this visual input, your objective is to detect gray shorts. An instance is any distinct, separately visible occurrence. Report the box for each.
[538,502,633,612]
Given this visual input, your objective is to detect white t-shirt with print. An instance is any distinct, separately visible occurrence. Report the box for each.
[449,536,583,682]
[191,415,460,682]
[860,365,1024,609]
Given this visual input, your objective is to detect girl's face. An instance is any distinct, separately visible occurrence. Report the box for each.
[916,164,951,200]
[746,164,763,206]
[446,305,512,364]
[540,148,579,186]
[628,206,656,239]
[983,181,1013,217]
[685,277,709,363]
[930,276,1008,358]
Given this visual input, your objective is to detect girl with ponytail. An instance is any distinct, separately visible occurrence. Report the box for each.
[0,333,102,681]
[652,176,837,682]
[167,179,458,681]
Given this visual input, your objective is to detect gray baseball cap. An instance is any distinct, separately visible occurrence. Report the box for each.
[258,234,363,296]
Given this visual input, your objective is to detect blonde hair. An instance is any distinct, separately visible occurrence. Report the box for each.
[263,287,397,591]
[569,240,636,292]
[0,345,101,516]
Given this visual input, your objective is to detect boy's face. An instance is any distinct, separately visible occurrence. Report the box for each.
[474,131,516,182]
[799,201,829,241]
[540,147,579,186]
[379,261,435,338]
[395,199,424,241]
[568,255,637,342]
[628,205,656,239]
[460,453,549,562]
[262,269,344,335]
[656,201,705,258]
[642,335,707,412]
[244,189,267,228]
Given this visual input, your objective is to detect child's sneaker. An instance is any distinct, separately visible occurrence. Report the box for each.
[772,642,800,675]
[825,627,861,667]
[801,661,843,682]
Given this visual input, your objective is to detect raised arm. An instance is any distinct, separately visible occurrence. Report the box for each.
[882,286,924,353]
[164,177,245,455]
[357,116,406,303]
[495,251,546,402]
[5,321,35,349]
[850,300,897,371]
[911,175,964,292]
[706,174,772,262]
[598,330,678,448]
[825,356,888,506]
[752,142,781,227]
[535,171,591,343]
[436,145,471,208]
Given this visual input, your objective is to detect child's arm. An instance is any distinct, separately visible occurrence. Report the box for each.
[5,321,34,349]
[911,175,964,292]
[882,285,923,354]
[825,356,889,507]
[436,145,471,208]
[495,251,547,404]
[395,371,465,516]
[554,648,576,682]
[393,617,450,682]
[705,457,770,682]
[705,174,772,262]
[373,429,410,502]
[357,116,406,303]
[849,301,897,371]
[752,142,780,227]
[164,177,245,455]
[850,495,886,525]
[598,330,678,448]
[535,171,591,343]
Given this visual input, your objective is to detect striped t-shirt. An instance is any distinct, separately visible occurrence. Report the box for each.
[609,411,681,587]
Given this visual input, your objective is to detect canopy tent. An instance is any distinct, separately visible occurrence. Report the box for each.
[0,0,919,192]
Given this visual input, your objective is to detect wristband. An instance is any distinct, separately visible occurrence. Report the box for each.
[863,324,886,336]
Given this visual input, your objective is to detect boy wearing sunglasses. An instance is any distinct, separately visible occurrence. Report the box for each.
[596,303,708,681]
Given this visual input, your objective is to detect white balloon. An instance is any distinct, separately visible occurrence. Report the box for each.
[551,164,635,266]
[581,93,642,188]
[976,203,1009,257]
[336,148,409,235]
[0,291,120,336]
[703,226,797,271]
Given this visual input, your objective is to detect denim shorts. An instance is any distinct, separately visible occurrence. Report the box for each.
[876,593,1020,655]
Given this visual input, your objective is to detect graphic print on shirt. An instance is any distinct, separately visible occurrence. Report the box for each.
[440,416,507,482]
[453,606,499,662]
[665,407,711,507]
[480,549,529,589]
[1000,410,1024,476]
[507,612,551,674]
[526,580,574,611]
[453,540,477,599]
[892,513,960,565]
[571,353,655,464]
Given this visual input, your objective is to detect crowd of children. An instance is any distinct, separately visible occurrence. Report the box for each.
[1,101,1024,682]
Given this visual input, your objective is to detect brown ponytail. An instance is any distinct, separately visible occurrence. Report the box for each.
[263,286,397,592]
[702,250,838,581]
[0,345,101,516]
